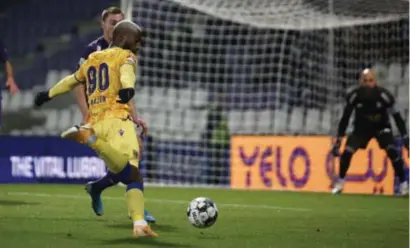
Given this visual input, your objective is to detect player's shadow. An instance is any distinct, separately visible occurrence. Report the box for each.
[106,223,179,233]
[102,238,193,247]
[0,200,39,206]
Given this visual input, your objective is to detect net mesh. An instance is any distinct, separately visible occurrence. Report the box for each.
[124,0,409,185]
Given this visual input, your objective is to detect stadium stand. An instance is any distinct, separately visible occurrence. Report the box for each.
[0,0,408,141]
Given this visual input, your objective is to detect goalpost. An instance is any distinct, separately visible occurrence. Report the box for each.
[122,0,409,187]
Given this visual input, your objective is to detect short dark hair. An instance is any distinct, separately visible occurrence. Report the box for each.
[101,7,124,21]
[112,21,142,54]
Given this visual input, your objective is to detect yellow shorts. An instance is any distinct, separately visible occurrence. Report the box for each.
[93,118,140,172]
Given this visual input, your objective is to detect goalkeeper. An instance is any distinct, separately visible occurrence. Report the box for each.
[34,20,158,237]
[73,6,155,223]
[331,69,409,195]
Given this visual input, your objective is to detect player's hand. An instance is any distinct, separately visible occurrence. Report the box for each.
[331,137,342,157]
[6,77,19,96]
[34,90,51,107]
[403,135,409,151]
[134,117,148,136]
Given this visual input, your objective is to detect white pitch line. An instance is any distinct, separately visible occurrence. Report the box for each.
[5,191,311,212]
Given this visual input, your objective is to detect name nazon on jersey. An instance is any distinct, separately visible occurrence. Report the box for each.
[90,95,107,105]
[10,156,107,179]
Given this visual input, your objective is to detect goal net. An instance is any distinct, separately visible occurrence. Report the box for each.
[122,0,409,186]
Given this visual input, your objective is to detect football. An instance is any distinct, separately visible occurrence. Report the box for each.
[187,197,218,228]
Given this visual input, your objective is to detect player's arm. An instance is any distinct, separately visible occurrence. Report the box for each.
[34,69,85,107]
[383,89,409,149]
[0,41,19,95]
[331,89,356,155]
[118,57,137,103]
[128,100,138,122]
[49,74,83,97]
[336,100,355,138]
[119,56,148,136]
[74,49,92,120]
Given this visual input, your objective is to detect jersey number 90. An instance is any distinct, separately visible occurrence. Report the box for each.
[87,63,110,95]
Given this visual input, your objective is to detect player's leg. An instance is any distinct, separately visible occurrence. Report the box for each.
[79,122,119,216]
[376,129,408,195]
[106,119,157,237]
[62,120,157,236]
[85,170,119,216]
[118,161,158,237]
[135,135,156,223]
[86,128,145,210]
[62,121,157,222]
[332,133,369,194]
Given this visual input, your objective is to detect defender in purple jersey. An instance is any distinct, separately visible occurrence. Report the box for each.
[0,41,19,127]
[74,7,156,223]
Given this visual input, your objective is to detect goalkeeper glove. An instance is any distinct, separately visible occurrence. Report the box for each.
[331,137,342,157]
[34,90,51,107]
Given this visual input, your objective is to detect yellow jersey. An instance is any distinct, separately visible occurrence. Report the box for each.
[74,47,137,123]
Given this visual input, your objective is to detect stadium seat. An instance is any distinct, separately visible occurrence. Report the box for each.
[44,110,58,131]
[321,109,332,133]
[148,88,166,111]
[60,70,72,79]
[228,111,244,134]
[272,109,287,134]
[46,70,61,88]
[306,108,320,133]
[20,129,34,136]
[7,92,22,112]
[71,108,82,126]
[256,110,274,134]
[387,63,402,85]
[1,91,10,110]
[148,108,165,134]
[289,107,303,133]
[372,62,388,85]
[192,89,209,107]
[138,107,151,129]
[164,88,178,109]
[404,63,409,85]
[10,129,22,136]
[178,88,193,108]
[21,91,34,109]
[243,110,257,134]
[165,109,183,135]
[195,109,208,137]
[397,83,409,110]
[183,109,195,132]
[160,110,177,141]
[57,109,72,131]
[135,89,149,109]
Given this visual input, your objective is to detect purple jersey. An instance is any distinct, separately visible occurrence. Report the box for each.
[0,40,8,63]
[78,36,109,67]
[0,40,8,119]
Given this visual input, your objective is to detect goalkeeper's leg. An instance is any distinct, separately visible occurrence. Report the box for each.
[377,131,408,196]
[332,134,366,194]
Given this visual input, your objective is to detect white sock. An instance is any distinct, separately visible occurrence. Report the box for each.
[134,220,148,227]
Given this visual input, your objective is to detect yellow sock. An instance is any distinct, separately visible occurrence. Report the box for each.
[126,189,144,222]
[90,138,129,173]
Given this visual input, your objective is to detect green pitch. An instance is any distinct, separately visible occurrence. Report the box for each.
[0,184,408,248]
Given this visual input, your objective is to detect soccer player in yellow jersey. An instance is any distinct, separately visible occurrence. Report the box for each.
[33,20,157,238]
